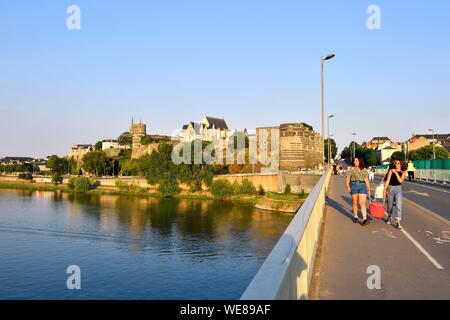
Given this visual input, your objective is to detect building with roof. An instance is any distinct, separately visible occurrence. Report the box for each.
[0,157,34,165]
[68,144,94,165]
[179,116,230,142]
[407,133,450,153]
[364,137,393,150]
[101,139,131,151]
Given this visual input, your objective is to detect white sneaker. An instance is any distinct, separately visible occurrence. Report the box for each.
[386,215,392,225]
[396,221,403,229]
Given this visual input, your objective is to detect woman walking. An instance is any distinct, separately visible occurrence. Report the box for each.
[368,166,375,181]
[383,159,407,229]
[346,157,371,226]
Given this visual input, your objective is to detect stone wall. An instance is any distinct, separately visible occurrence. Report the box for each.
[131,141,179,160]
[214,173,280,192]
[131,143,160,160]
[280,173,321,193]
[279,123,322,170]
[214,173,321,193]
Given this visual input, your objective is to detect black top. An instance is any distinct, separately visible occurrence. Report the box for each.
[389,170,404,186]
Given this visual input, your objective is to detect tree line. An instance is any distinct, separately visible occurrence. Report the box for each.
[340,142,449,165]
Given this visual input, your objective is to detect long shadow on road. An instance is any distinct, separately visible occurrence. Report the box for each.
[326,197,354,222]
[340,195,352,206]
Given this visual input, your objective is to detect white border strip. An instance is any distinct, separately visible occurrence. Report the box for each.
[401,229,444,270]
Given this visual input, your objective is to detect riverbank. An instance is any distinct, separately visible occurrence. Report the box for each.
[0,180,307,212]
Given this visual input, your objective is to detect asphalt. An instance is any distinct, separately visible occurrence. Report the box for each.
[310,175,450,299]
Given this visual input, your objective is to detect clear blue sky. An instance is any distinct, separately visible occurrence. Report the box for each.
[1,0,449,157]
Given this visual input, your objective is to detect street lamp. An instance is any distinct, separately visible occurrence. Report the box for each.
[428,128,436,159]
[321,53,335,170]
[327,114,335,167]
[351,133,357,159]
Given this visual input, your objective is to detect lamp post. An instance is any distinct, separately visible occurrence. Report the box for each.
[327,115,335,167]
[321,53,335,170]
[428,128,436,159]
[351,132,357,159]
[329,133,335,168]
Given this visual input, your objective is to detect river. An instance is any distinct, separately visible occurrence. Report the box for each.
[0,189,292,299]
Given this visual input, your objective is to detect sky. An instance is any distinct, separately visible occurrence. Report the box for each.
[1,0,449,158]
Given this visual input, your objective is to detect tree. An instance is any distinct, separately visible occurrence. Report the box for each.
[67,157,78,175]
[408,145,449,161]
[68,176,90,192]
[118,132,132,146]
[391,151,406,161]
[340,142,377,166]
[18,172,33,180]
[358,148,377,166]
[237,179,257,195]
[284,184,292,195]
[47,155,69,175]
[95,141,103,151]
[82,151,111,176]
[139,143,177,184]
[210,179,235,200]
[324,138,338,162]
[158,173,180,197]
[52,172,62,184]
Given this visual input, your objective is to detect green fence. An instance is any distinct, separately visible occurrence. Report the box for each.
[376,159,450,170]
[413,159,450,170]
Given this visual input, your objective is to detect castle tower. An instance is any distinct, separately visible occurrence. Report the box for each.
[130,117,147,149]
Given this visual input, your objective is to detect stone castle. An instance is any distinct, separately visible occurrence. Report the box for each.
[129,117,176,160]
[68,117,323,171]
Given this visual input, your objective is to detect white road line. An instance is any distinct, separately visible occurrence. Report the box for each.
[400,228,444,270]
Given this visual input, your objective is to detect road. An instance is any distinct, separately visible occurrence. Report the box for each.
[311,175,450,299]
[371,174,450,223]
[337,160,449,222]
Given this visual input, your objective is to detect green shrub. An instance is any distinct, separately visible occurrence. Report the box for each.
[238,179,257,195]
[258,184,265,196]
[67,177,76,190]
[210,179,235,200]
[298,189,305,197]
[18,172,33,181]
[284,184,291,195]
[190,180,202,193]
[231,181,240,195]
[73,176,90,192]
[51,172,62,185]
[115,179,126,190]
[158,174,181,198]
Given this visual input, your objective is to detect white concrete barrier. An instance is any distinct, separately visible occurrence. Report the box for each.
[240,170,332,300]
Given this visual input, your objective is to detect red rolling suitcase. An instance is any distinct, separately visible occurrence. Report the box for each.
[369,184,386,219]
[369,201,385,219]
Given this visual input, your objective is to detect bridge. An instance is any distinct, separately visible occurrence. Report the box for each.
[241,168,450,300]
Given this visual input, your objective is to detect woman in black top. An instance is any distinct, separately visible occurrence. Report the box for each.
[383,159,407,229]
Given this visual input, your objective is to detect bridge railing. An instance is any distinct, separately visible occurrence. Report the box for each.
[375,169,450,184]
[240,170,332,300]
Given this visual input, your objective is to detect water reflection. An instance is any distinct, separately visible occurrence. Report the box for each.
[0,189,293,299]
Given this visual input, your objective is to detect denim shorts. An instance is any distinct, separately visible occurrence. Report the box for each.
[350,182,368,195]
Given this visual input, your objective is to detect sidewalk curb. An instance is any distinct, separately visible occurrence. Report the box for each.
[404,198,450,226]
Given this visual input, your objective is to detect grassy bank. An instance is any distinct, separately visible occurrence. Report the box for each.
[0,180,308,212]
[0,181,66,192]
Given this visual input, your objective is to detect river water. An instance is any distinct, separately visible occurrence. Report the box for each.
[0,189,292,299]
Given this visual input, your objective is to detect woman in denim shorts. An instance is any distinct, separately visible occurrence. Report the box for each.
[346,157,371,226]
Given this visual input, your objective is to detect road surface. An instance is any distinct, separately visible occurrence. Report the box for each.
[310,175,450,299]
